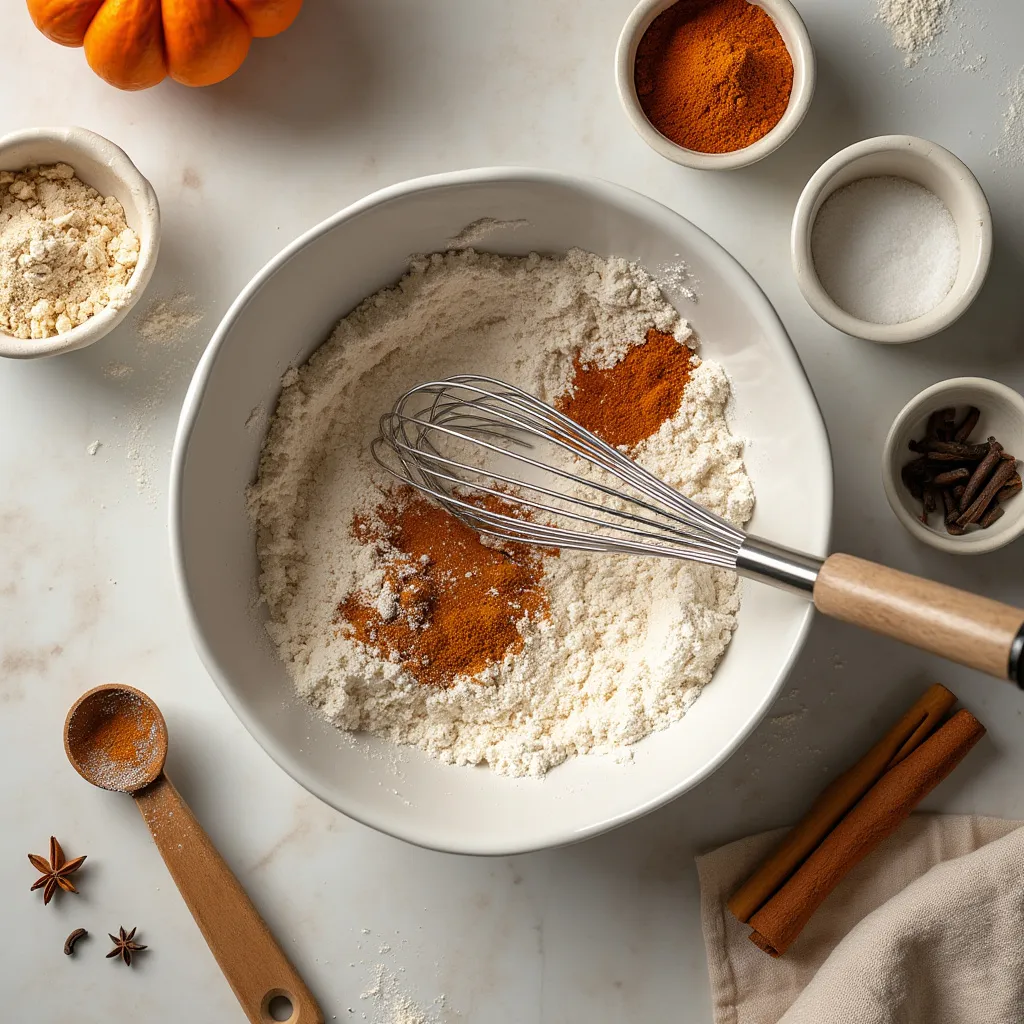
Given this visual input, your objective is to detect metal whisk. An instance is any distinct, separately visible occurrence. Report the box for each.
[372,375,1024,686]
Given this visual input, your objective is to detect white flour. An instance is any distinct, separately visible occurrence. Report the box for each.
[878,0,950,66]
[249,249,753,777]
[0,163,139,339]
[360,963,446,1024]
[996,69,1024,167]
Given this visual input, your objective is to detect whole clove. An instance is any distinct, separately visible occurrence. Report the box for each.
[979,504,1005,529]
[902,408,1020,533]
[909,438,990,459]
[957,459,1018,527]
[953,406,980,442]
[940,489,966,534]
[901,458,928,499]
[919,486,938,524]
[63,928,87,956]
[927,407,956,441]
[959,440,1003,510]
[996,475,1022,503]
[932,467,970,487]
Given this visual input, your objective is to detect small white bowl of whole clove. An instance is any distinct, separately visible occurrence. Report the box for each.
[884,377,1024,553]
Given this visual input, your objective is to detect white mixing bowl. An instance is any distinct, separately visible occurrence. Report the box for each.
[170,169,832,855]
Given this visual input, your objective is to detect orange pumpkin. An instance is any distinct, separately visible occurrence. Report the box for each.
[26,0,303,90]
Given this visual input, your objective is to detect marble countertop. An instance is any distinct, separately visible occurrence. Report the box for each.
[2,1,1023,1021]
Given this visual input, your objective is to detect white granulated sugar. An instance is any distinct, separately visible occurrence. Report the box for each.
[878,0,950,66]
[810,176,959,325]
[0,163,140,340]
[249,249,753,777]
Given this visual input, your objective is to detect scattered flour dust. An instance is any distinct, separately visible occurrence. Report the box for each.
[996,70,1024,168]
[136,293,204,344]
[248,249,753,777]
[877,0,951,66]
[104,361,134,379]
[100,292,206,496]
[360,963,447,1024]
[656,256,700,302]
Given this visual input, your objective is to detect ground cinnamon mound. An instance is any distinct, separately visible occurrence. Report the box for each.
[339,492,548,688]
[634,0,793,154]
[557,328,695,448]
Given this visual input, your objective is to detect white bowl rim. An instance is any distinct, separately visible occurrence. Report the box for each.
[614,0,817,171]
[169,166,833,854]
[791,134,992,344]
[882,376,1024,554]
[0,125,161,359]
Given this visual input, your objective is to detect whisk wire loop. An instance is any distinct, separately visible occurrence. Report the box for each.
[372,375,746,568]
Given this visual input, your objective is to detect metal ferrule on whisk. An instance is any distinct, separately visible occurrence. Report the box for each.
[735,538,823,597]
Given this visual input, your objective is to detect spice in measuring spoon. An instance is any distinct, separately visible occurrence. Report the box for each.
[634,0,794,154]
[64,685,166,792]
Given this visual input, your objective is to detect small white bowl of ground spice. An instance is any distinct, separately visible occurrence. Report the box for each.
[883,378,1024,554]
[615,0,815,170]
[0,126,160,359]
[792,135,991,344]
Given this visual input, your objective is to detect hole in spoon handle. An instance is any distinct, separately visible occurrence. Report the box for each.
[263,991,296,1022]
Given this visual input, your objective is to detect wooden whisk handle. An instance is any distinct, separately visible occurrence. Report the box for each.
[814,553,1024,685]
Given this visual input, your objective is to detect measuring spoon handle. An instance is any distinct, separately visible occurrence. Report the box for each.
[134,773,323,1024]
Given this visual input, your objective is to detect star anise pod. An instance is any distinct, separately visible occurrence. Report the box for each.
[107,926,147,967]
[28,836,86,905]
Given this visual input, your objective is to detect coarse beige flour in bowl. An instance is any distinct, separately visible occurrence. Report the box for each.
[247,249,754,777]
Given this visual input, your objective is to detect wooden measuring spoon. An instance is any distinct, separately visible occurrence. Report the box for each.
[64,684,323,1024]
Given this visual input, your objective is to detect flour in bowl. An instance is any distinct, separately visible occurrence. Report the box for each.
[248,249,753,777]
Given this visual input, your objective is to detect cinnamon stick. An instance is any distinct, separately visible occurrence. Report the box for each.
[746,709,985,957]
[726,684,956,924]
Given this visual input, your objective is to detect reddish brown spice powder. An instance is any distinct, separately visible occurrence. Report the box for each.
[557,328,695,448]
[85,715,149,767]
[340,330,695,686]
[339,493,548,688]
[634,0,794,155]
[67,691,160,791]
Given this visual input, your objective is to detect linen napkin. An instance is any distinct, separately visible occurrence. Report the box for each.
[697,813,1024,1024]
